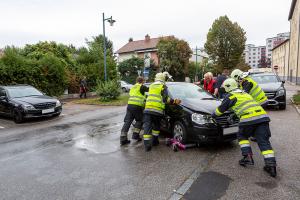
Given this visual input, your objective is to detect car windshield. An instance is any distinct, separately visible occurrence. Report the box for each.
[7,87,43,98]
[167,83,213,100]
[250,75,279,84]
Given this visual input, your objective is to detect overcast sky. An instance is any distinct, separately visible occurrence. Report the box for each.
[0,0,292,51]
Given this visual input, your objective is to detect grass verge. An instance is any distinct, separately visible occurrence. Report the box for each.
[293,92,300,105]
[73,94,129,106]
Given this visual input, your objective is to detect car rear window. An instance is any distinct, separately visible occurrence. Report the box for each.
[250,75,279,84]
[7,87,43,98]
[167,83,212,100]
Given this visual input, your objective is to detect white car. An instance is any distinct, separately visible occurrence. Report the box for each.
[120,81,133,92]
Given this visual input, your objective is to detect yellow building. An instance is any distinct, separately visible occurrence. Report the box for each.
[272,39,290,80]
[288,0,300,84]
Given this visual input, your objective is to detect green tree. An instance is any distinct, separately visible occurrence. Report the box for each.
[157,36,192,81]
[118,56,144,84]
[204,15,246,71]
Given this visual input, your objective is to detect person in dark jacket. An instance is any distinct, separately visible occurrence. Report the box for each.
[120,77,149,145]
[212,78,277,177]
[80,76,88,98]
[214,69,229,98]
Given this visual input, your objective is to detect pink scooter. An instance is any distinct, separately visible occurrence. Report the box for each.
[165,138,197,152]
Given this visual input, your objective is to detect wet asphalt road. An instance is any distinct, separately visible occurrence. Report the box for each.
[0,84,300,200]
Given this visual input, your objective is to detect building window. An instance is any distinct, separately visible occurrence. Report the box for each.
[268,45,272,47]
[253,53,256,55]
[249,57,251,59]
[249,61,251,63]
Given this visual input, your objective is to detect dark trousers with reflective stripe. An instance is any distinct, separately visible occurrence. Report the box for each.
[238,122,276,165]
[143,113,161,147]
[121,105,143,137]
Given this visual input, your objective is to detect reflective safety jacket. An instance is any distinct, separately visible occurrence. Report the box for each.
[241,77,268,105]
[128,83,146,107]
[214,90,269,125]
[145,82,165,115]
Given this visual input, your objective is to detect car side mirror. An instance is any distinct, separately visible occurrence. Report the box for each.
[282,80,285,84]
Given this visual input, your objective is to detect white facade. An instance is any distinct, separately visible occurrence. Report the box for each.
[266,32,290,62]
[189,48,208,63]
[244,44,266,68]
[116,52,137,64]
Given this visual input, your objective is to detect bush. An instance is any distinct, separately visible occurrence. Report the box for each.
[96,80,121,102]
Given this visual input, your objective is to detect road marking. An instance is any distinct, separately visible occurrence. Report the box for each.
[0,126,4,129]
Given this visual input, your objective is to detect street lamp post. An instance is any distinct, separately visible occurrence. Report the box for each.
[102,12,116,81]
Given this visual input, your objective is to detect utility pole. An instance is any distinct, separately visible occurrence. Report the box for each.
[195,46,198,82]
[102,13,107,81]
[102,12,116,81]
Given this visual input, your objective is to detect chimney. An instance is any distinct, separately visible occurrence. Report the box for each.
[145,34,150,41]
[128,37,133,42]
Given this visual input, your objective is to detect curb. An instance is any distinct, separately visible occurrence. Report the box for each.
[290,98,300,116]
[168,153,217,200]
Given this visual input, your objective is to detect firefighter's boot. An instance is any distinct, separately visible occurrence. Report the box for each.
[120,132,130,146]
[132,132,142,142]
[263,165,277,177]
[152,136,159,146]
[239,154,254,167]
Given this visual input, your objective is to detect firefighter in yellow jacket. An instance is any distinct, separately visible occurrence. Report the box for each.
[212,78,277,177]
[143,72,180,152]
[231,69,268,107]
[120,77,148,145]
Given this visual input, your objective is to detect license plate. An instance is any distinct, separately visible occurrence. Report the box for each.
[42,108,55,114]
[223,126,238,135]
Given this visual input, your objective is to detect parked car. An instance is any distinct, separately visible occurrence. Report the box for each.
[249,72,286,110]
[120,81,133,92]
[0,85,62,123]
[151,82,239,144]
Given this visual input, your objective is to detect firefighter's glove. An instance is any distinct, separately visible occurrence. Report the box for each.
[173,99,181,105]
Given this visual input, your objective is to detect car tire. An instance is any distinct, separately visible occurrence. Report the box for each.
[122,87,127,93]
[13,110,24,124]
[173,121,187,144]
[53,113,61,117]
[279,104,286,110]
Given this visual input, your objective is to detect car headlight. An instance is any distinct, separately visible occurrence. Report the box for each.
[191,113,213,125]
[22,104,35,110]
[56,100,62,107]
[276,89,285,96]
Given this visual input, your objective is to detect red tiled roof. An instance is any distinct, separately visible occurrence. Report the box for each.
[289,0,297,20]
[116,37,161,54]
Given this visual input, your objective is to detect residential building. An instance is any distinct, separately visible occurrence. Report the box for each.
[288,0,300,84]
[266,32,290,65]
[189,47,208,63]
[243,44,266,68]
[271,39,290,80]
[116,34,162,66]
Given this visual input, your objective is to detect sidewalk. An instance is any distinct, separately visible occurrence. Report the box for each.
[286,81,300,115]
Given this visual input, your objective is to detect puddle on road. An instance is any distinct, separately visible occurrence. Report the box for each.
[73,123,122,154]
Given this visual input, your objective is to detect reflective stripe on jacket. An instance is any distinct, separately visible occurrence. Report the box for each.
[229,91,267,123]
[243,77,268,105]
[145,82,165,114]
[128,83,145,107]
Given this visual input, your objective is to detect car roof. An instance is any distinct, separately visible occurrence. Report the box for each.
[250,73,277,76]
[0,84,33,89]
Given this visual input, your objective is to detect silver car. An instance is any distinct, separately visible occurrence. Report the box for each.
[120,81,133,92]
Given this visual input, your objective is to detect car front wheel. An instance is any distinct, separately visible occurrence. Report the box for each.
[173,121,187,144]
[13,110,24,124]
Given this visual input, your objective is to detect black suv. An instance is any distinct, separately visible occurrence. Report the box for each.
[249,73,286,110]
[0,85,62,123]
